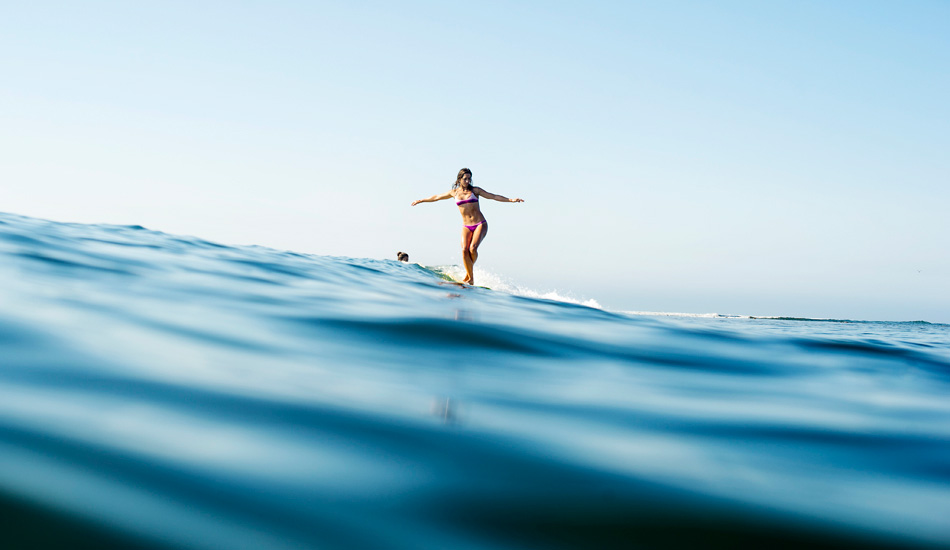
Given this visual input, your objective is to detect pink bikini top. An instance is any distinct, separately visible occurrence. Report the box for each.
[456,190,479,205]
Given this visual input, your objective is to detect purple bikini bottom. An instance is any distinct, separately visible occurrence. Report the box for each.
[463,220,486,232]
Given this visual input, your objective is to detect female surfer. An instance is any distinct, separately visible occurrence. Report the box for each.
[411,168,524,286]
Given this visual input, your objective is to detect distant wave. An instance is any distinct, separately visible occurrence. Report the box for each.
[624,311,949,327]
[752,317,950,327]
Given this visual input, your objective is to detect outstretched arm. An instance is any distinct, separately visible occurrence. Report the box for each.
[475,188,524,203]
[412,190,454,206]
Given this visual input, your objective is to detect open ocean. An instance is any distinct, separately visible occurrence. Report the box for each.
[1,211,947,549]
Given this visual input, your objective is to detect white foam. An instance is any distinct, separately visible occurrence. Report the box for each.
[623,311,750,319]
[435,265,603,309]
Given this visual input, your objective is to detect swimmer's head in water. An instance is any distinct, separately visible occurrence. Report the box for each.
[396,252,409,262]
[453,168,472,190]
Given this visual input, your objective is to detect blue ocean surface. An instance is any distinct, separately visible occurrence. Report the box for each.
[0,211,948,549]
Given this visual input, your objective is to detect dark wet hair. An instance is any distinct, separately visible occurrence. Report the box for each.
[396,251,409,262]
[451,168,473,190]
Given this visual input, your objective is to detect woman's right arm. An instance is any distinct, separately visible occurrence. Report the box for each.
[412,190,454,206]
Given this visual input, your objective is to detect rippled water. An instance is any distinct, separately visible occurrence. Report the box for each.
[1,211,948,549]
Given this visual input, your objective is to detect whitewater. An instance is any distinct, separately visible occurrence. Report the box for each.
[1,211,948,549]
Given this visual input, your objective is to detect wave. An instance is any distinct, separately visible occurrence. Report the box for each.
[1,211,949,549]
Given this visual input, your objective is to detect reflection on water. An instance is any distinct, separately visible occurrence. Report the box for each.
[431,396,460,425]
[0,211,948,549]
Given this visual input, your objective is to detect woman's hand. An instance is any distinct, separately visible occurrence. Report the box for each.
[510,198,524,203]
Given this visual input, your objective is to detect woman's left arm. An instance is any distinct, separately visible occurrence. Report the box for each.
[476,188,524,203]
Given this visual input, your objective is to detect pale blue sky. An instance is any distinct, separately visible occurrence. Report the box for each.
[2,1,948,322]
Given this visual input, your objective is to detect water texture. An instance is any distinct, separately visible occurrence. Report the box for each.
[0,212,947,549]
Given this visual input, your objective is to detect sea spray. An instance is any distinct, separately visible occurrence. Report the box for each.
[429,264,603,308]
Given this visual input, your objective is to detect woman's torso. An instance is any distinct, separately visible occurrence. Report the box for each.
[455,187,485,224]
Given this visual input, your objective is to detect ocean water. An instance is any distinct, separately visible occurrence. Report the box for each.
[1,211,948,549]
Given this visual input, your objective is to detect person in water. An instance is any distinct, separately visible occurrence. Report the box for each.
[411,168,524,285]
[396,251,409,262]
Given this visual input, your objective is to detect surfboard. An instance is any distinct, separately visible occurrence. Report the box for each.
[426,266,490,290]
[438,281,491,290]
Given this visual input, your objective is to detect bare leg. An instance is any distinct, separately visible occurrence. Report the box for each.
[467,222,488,286]
[460,227,474,284]
[462,250,473,283]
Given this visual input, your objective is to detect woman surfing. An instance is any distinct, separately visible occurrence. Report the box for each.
[412,168,524,286]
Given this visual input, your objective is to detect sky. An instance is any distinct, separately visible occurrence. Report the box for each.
[2,1,948,322]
